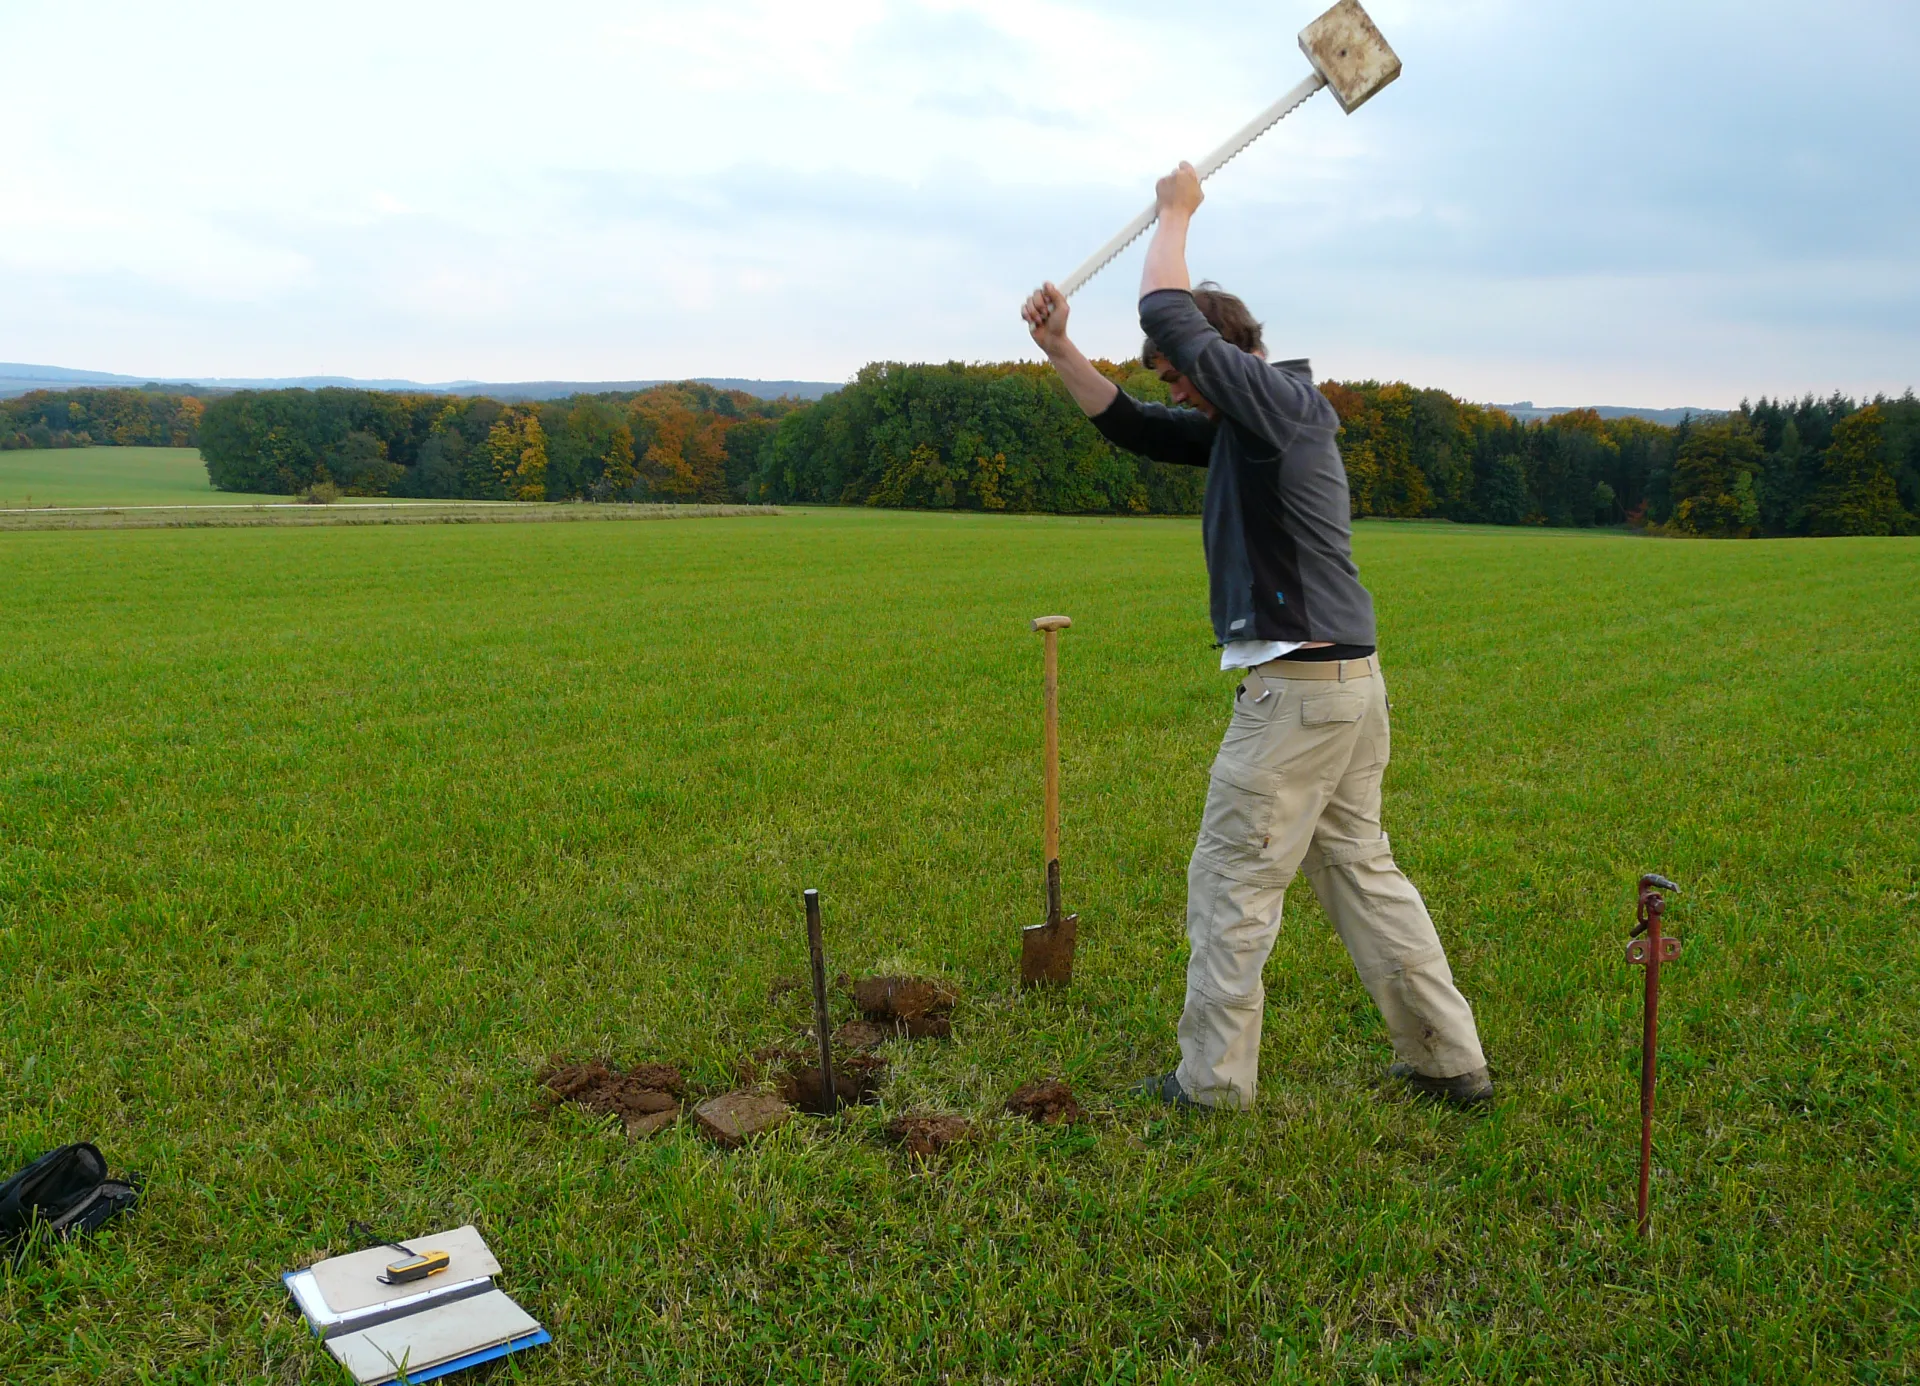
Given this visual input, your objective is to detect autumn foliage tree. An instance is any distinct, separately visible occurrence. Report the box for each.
[1321,382,1432,518]
[1809,405,1907,536]
[754,360,1198,515]
[1670,418,1764,537]
[483,407,549,501]
[602,425,637,493]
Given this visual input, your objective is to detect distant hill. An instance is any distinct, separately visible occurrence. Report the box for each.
[0,363,841,403]
[1488,401,1724,426]
[0,365,1722,422]
[433,377,842,402]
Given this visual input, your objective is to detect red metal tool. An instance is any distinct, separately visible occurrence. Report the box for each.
[1626,873,1682,1237]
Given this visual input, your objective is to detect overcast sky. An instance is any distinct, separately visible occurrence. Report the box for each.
[3,0,1916,406]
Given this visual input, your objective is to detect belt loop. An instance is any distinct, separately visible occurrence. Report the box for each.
[1337,658,1348,683]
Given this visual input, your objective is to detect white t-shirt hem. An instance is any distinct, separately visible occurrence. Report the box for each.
[1220,639,1304,672]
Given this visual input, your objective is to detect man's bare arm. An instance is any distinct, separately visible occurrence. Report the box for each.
[1141,162,1202,298]
[1022,282,1118,417]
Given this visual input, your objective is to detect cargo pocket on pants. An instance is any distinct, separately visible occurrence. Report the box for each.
[1300,691,1365,727]
[1195,758,1282,883]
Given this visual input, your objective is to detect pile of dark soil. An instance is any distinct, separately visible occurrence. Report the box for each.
[538,1059,686,1137]
[778,1053,890,1114]
[851,976,959,1039]
[1006,1079,1081,1125]
[885,1114,975,1156]
[539,975,967,1148]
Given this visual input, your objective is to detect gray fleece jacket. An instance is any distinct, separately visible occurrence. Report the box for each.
[1091,289,1376,648]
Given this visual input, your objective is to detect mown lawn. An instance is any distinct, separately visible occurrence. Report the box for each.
[0,446,282,508]
[0,508,1914,1383]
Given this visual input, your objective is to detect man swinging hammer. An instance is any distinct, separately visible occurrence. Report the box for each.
[1021,162,1492,1110]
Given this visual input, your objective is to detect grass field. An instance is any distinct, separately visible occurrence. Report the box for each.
[1,509,1915,1383]
[0,446,285,508]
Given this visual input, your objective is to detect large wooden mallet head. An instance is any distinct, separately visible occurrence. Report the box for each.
[1052,0,1405,298]
[1299,0,1402,114]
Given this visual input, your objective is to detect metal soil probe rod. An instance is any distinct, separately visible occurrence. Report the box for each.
[1627,873,1682,1236]
[803,888,836,1114]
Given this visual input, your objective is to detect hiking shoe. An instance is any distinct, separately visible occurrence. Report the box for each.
[1388,1062,1494,1108]
[1128,1071,1203,1111]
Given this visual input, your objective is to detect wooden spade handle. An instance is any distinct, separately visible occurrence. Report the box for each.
[1031,616,1071,865]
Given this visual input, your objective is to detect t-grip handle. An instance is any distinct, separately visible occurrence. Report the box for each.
[1030,616,1072,633]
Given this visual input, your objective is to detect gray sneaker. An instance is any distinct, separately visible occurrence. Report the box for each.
[1388,1062,1494,1108]
[1128,1071,1203,1110]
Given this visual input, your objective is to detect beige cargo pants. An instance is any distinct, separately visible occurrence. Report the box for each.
[1176,658,1486,1109]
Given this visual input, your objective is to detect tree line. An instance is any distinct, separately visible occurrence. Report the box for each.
[753,364,1917,537]
[1,388,205,451]
[194,382,803,502]
[10,371,1916,536]
[1670,393,1918,537]
[754,361,1207,516]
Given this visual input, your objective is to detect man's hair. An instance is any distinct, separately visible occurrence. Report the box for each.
[1142,281,1265,366]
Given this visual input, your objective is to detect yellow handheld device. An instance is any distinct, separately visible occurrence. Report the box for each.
[377,1246,451,1286]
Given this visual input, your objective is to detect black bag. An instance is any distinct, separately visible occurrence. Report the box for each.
[0,1143,142,1247]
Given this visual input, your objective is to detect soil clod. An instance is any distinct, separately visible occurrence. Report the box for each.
[619,1064,687,1096]
[886,1114,976,1156]
[832,1020,889,1051]
[693,1090,792,1147]
[778,1053,890,1114]
[851,976,959,1039]
[625,1109,678,1139]
[1006,1079,1082,1125]
[539,1058,685,1125]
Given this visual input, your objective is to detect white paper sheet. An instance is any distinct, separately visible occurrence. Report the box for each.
[307,1225,501,1316]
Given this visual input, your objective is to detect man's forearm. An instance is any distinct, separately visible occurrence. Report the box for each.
[1141,210,1193,297]
[1044,337,1119,418]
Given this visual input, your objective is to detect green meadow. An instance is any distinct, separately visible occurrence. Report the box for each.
[0,508,1914,1383]
[0,446,285,509]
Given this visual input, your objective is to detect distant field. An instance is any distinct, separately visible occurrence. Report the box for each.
[0,500,777,533]
[0,510,1914,1382]
[0,446,284,507]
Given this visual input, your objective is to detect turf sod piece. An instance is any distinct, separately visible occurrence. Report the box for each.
[692,1092,792,1148]
[851,975,959,1038]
